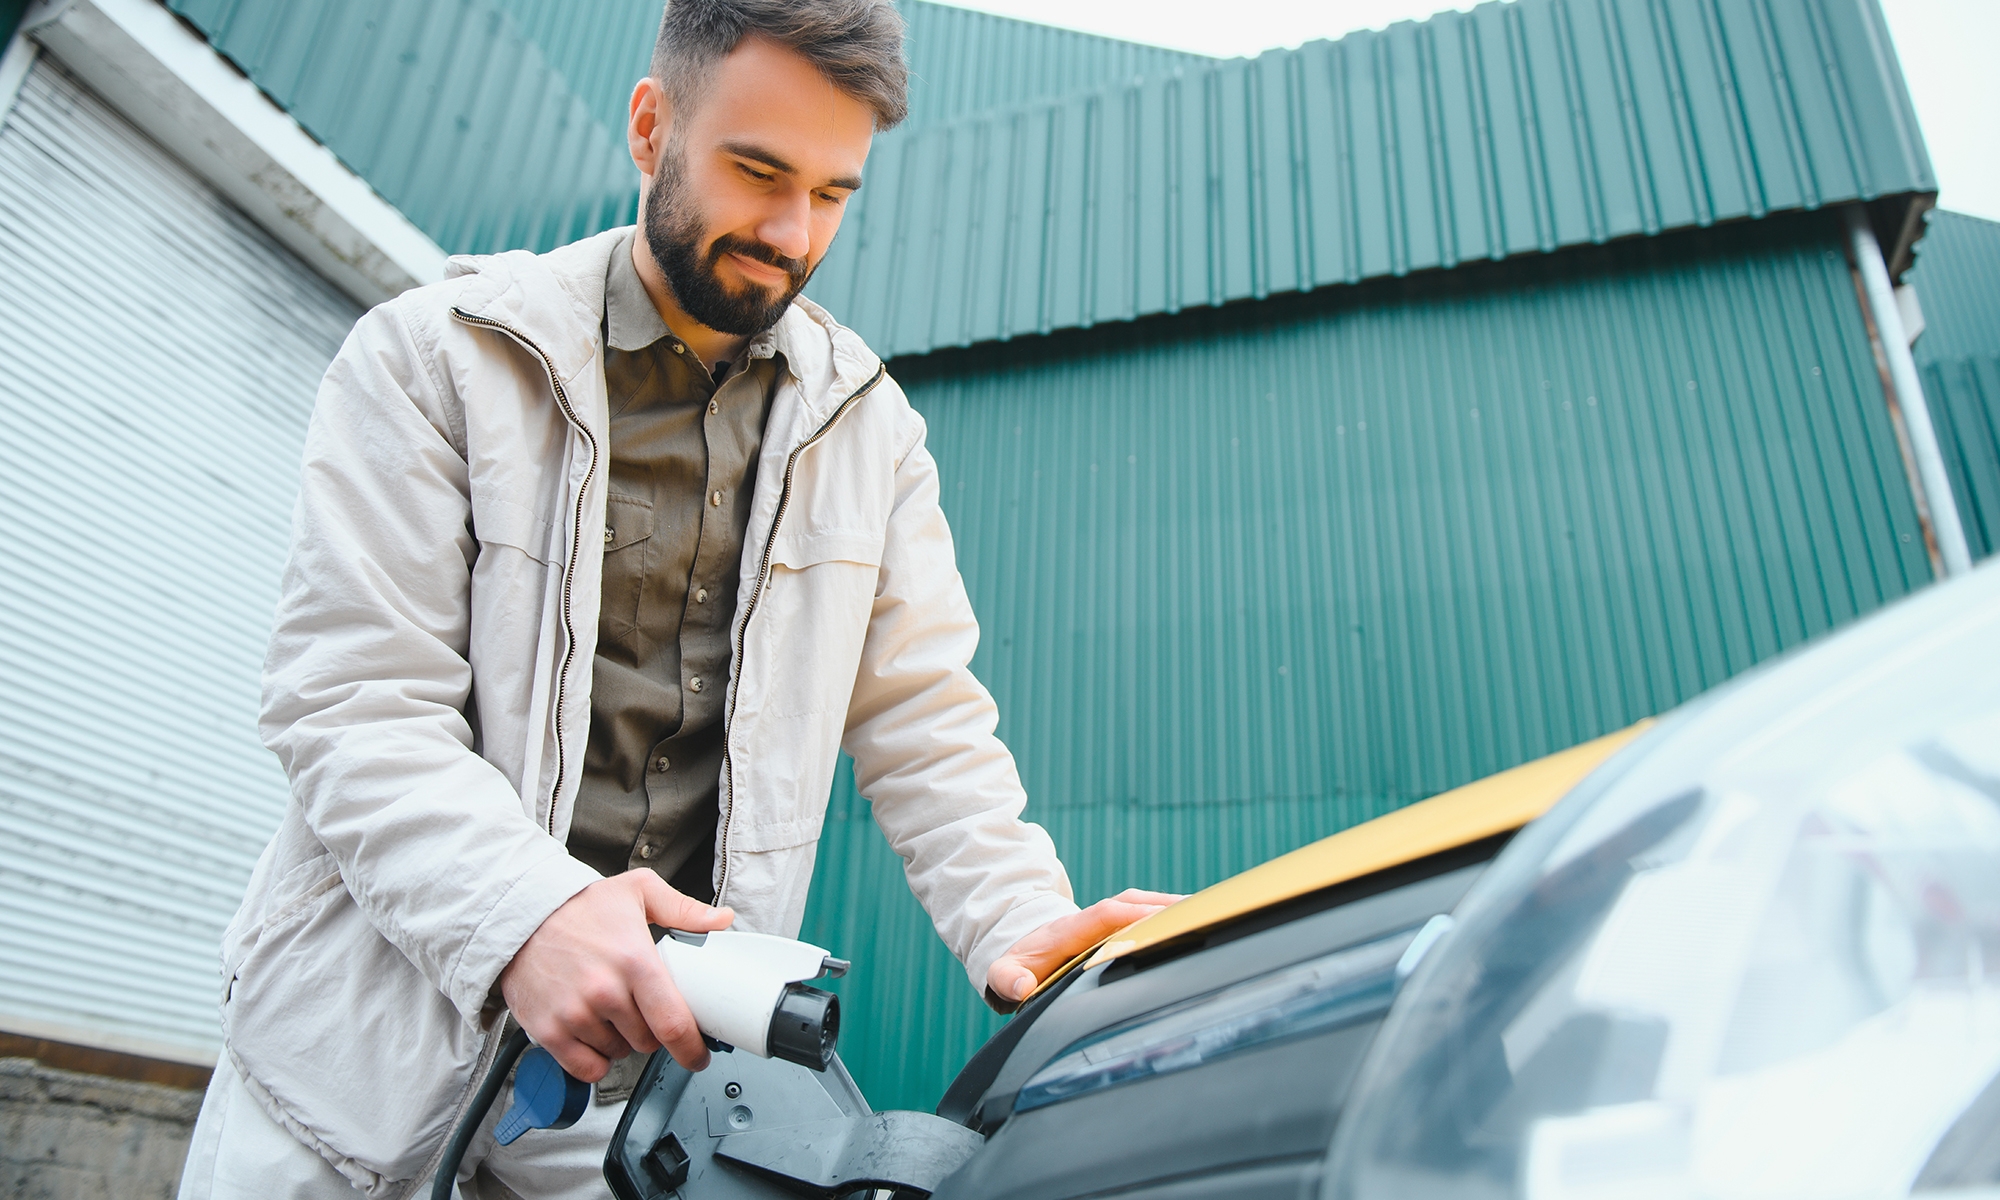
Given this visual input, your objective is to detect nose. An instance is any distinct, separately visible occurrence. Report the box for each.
[756,188,813,264]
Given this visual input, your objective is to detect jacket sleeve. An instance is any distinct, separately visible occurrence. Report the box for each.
[259,302,602,1023]
[842,386,1080,998]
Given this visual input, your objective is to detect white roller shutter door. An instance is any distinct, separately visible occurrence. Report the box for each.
[0,56,361,1064]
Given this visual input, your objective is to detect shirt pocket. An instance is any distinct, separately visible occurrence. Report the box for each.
[600,492,654,638]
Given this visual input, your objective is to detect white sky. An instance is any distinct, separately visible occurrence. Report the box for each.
[931,0,2000,224]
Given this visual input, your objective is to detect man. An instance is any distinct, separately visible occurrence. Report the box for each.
[175,2,1172,1197]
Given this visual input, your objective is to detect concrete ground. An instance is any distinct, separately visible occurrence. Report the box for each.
[0,1057,201,1200]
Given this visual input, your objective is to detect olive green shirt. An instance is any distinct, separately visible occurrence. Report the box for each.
[567,231,782,900]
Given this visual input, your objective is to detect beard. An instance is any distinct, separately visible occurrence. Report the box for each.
[643,141,812,337]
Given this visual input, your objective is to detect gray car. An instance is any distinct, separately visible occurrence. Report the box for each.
[602,558,2000,1200]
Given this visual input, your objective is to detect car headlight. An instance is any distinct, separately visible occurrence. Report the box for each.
[1015,921,1447,1113]
[1325,568,2000,1200]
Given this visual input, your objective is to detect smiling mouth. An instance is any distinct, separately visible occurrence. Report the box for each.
[728,253,790,286]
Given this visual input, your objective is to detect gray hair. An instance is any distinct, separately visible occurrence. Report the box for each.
[651,0,908,131]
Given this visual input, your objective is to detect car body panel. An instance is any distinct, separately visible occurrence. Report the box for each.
[935,566,2000,1200]
[936,859,1493,1199]
[1036,722,1652,994]
[935,724,1655,1198]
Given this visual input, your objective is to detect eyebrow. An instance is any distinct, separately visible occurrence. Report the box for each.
[721,139,863,192]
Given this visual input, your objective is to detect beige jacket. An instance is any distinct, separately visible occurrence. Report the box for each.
[230,229,1077,1195]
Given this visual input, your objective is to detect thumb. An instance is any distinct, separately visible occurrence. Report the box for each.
[631,871,734,933]
[988,958,1038,1003]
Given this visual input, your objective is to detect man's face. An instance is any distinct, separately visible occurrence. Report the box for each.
[631,36,875,336]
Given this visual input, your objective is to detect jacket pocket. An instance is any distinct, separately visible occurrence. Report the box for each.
[223,882,485,1190]
[473,496,556,564]
[769,530,882,571]
[731,802,828,853]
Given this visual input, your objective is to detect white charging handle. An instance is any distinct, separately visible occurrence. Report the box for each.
[656,930,845,1059]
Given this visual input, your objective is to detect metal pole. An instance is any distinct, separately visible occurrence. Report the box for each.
[1845,205,1973,579]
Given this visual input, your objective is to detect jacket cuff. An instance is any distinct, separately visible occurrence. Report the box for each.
[444,850,603,1020]
[966,890,1082,1011]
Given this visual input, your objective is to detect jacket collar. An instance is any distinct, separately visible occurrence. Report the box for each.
[445,227,881,425]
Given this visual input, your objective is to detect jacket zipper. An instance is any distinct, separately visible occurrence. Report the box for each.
[448,306,600,836]
[715,362,887,906]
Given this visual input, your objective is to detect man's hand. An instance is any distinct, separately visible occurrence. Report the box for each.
[986,889,1183,1004]
[498,870,735,1081]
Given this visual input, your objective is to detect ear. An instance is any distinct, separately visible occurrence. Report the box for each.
[628,77,672,179]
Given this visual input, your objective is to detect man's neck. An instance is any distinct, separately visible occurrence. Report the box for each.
[630,234,751,375]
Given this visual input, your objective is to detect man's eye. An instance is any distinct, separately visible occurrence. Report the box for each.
[740,164,774,182]
[816,191,847,206]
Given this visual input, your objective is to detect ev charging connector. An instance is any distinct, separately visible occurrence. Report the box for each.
[431,931,848,1199]
[657,929,847,1068]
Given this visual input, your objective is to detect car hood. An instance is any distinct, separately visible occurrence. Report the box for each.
[1036,721,1655,996]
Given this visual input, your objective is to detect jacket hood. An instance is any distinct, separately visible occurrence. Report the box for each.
[441,227,883,424]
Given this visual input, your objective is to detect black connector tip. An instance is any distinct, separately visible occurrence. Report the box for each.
[766,983,839,1071]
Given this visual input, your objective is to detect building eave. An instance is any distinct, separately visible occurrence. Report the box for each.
[21,0,445,306]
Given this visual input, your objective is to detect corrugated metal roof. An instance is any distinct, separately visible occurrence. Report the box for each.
[0,57,359,1062]
[161,0,1209,256]
[167,0,639,256]
[436,1,1211,141]
[1909,210,2000,366]
[800,212,1930,1110]
[1922,357,1999,562]
[898,1,1210,129]
[483,0,659,141]
[806,0,1937,359]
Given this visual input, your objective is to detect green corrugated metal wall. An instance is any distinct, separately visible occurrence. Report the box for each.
[807,0,1936,358]
[1910,211,2000,365]
[162,0,1209,255]
[1923,357,1999,560]
[799,212,1929,1111]
[1906,210,2000,561]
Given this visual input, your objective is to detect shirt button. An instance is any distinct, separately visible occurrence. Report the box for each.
[637,842,656,859]
[672,343,685,354]
[689,676,704,693]
[603,527,613,544]
[710,490,723,506]
[654,755,670,772]
[695,588,709,604]
[708,400,719,415]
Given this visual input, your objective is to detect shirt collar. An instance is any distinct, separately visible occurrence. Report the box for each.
[605,228,789,366]
[604,229,673,352]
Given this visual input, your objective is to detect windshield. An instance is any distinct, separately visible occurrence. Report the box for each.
[1326,569,2000,1200]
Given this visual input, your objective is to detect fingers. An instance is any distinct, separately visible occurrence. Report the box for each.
[539,1030,611,1083]
[1072,895,1172,941]
[1111,888,1185,907]
[500,873,723,1083]
[599,984,660,1061]
[629,870,734,934]
[576,1023,636,1064]
[986,889,1183,1002]
[632,951,712,1072]
[542,966,645,1079]
[987,956,1039,1003]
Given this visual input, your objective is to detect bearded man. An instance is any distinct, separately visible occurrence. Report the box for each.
[175,2,1171,1197]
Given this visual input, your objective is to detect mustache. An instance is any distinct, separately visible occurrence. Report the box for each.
[709,233,807,286]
